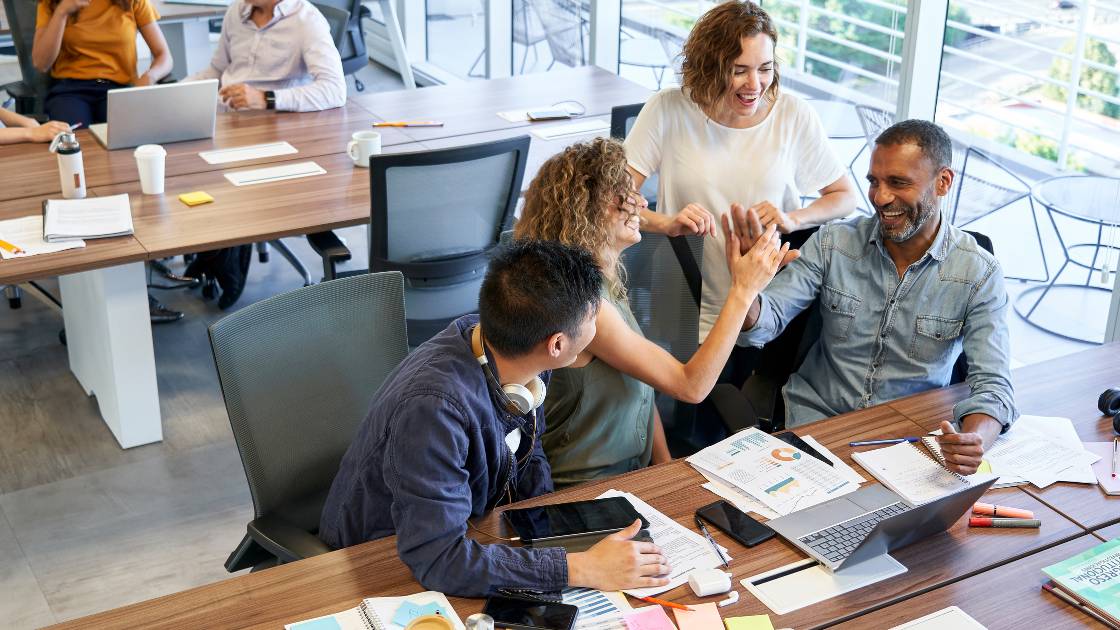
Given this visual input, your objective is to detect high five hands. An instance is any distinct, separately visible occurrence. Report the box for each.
[728,202,801,268]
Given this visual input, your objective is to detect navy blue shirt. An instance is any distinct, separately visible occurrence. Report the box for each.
[319,315,568,596]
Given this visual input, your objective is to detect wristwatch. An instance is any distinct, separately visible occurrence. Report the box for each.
[264,90,276,110]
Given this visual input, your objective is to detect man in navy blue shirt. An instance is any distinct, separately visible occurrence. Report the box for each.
[320,240,671,596]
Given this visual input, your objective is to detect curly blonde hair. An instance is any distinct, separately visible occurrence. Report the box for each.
[681,1,781,112]
[514,137,633,300]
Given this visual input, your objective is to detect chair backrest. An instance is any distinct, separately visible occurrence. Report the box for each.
[951,146,1031,226]
[369,135,530,345]
[610,102,658,209]
[622,232,703,446]
[529,0,586,67]
[3,0,49,113]
[310,0,366,77]
[854,104,895,148]
[208,272,409,529]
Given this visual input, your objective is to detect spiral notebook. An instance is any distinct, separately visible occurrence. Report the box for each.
[852,442,972,505]
[285,591,464,630]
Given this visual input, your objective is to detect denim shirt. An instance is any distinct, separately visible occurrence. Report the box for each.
[742,213,1017,428]
[319,315,567,596]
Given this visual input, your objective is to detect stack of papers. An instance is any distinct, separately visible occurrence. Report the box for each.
[43,194,133,242]
[561,588,631,630]
[687,428,859,517]
[0,215,85,260]
[596,489,729,597]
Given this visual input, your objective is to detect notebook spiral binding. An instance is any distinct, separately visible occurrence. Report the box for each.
[357,600,383,630]
[918,437,969,482]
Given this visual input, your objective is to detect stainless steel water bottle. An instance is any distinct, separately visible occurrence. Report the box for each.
[50,131,86,199]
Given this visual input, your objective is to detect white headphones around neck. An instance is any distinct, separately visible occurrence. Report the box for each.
[471,325,546,416]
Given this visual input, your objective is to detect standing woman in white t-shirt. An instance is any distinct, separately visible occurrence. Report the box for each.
[625,1,858,351]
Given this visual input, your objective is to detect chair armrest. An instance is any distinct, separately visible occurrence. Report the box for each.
[708,383,758,434]
[247,515,332,564]
[307,230,352,262]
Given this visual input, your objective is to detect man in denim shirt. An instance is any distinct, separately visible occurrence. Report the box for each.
[320,241,671,596]
[736,120,1016,474]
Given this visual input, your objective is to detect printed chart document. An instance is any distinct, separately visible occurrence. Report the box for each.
[0,215,85,259]
[225,161,326,186]
[43,194,133,242]
[596,489,729,598]
[561,588,631,630]
[199,141,297,164]
[687,428,858,516]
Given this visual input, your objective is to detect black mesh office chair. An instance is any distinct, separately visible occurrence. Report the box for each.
[311,0,369,92]
[210,272,409,572]
[610,102,657,210]
[309,135,531,347]
[710,230,995,434]
[1,0,49,116]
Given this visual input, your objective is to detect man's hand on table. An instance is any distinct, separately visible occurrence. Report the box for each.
[936,415,1003,475]
[566,520,671,590]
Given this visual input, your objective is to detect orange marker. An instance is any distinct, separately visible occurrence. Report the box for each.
[636,596,692,611]
[972,502,1033,519]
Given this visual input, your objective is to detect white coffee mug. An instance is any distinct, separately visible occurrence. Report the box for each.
[347,131,382,168]
[134,144,167,195]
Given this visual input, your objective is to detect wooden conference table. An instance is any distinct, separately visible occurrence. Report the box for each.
[0,66,651,448]
[49,344,1118,629]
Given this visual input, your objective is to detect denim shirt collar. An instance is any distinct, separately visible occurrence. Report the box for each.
[867,209,952,264]
[239,0,300,25]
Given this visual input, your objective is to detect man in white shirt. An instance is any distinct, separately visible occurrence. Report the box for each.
[187,0,346,112]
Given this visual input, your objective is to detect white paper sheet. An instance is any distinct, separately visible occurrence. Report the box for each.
[529,119,611,141]
[687,428,858,516]
[983,416,1099,488]
[596,489,729,598]
[43,193,133,242]
[496,103,582,122]
[224,161,326,186]
[695,467,780,520]
[802,435,867,484]
[562,588,631,630]
[0,215,85,259]
[887,606,987,630]
[741,555,907,615]
[199,141,297,164]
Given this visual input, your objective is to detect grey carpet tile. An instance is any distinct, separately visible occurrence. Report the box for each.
[0,507,56,629]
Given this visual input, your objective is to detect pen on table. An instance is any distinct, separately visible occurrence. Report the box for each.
[371,121,444,128]
[69,122,83,131]
[1112,436,1117,478]
[694,516,730,569]
[0,239,25,255]
[1042,582,1115,627]
[848,437,919,447]
[636,596,692,612]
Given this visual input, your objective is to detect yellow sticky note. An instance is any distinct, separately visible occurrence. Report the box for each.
[178,191,214,206]
[672,603,723,630]
[725,615,775,630]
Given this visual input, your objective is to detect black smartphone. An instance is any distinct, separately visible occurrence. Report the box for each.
[483,595,579,630]
[526,108,572,121]
[773,430,833,466]
[695,500,775,547]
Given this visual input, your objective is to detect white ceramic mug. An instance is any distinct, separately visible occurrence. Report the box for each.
[134,144,167,195]
[347,131,382,167]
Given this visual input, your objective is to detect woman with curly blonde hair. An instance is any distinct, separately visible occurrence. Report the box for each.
[515,137,789,486]
[625,1,857,368]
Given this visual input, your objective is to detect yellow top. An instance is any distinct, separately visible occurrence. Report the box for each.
[36,0,160,86]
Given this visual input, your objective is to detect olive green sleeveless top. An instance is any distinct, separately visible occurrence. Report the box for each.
[542,289,656,487]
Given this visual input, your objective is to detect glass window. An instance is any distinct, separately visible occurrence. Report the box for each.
[512,0,590,75]
[425,0,488,80]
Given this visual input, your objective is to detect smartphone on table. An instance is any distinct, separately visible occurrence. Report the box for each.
[525,108,572,121]
[695,500,775,547]
[482,595,579,630]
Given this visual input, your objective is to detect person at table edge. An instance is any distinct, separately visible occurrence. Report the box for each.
[319,241,672,596]
[185,0,345,112]
[735,119,1017,475]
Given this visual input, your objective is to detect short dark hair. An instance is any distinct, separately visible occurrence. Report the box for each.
[875,119,952,171]
[478,240,602,357]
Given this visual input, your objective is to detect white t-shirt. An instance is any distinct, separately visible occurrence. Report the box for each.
[624,88,845,342]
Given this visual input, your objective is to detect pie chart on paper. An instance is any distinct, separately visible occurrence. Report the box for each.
[771,447,801,462]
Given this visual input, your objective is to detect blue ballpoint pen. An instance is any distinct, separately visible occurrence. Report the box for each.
[848,437,920,447]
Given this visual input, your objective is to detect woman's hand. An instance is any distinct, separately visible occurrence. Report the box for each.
[658,202,717,237]
[57,0,90,15]
[29,121,71,142]
[751,200,800,234]
[724,215,787,295]
[728,203,801,269]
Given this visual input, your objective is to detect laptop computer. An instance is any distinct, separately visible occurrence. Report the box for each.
[767,478,996,571]
[89,79,219,150]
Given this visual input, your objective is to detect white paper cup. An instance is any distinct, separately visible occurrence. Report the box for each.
[347,131,382,168]
[134,144,167,195]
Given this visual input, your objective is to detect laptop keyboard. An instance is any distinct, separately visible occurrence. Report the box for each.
[798,501,909,563]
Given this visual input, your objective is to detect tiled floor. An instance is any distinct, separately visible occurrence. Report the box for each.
[0,58,1107,628]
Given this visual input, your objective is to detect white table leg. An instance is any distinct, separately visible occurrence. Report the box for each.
[161,19,213,81]
[59,262,162,449]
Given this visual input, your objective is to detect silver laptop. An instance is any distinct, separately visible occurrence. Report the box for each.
[89,79,219,150]
[767,478,996,571]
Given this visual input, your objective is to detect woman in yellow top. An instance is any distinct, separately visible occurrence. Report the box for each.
[32,0,173,127]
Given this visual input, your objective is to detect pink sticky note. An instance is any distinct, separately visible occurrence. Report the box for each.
[672,602,723,630]
[623,605,677,630]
